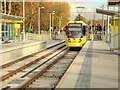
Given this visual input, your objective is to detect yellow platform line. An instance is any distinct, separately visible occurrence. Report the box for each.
[57,51,80,88]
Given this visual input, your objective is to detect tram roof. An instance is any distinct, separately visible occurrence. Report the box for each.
[67,21,86,26]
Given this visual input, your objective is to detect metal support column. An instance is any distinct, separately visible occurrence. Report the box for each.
[52,13,54,34]
[101,5,104,40]
[4,0,6,41]
[49,13,52,40]
[38,7,40,35]
[94,12,96,32]
[0,23,2,44]
[23,0,25,40]
[118,5,120,53]
[107,15,110,42]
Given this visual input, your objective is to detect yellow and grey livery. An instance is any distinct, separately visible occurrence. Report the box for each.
[65,21,87,48]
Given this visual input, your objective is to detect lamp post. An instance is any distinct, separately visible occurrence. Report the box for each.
[76,6,85,20]
[118,5,120,53]
[30,10,34,33]
[107,6,110,42]
[4,0,6,14]
[38,6,44,35]
[23,0,25,40]
[49,11,55,40]
[4,0,6,40]
[59,16,62,32]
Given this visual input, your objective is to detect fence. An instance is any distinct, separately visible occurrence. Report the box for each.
[26,32,50,41]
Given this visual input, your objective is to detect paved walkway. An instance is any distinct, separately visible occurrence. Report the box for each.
[57,40,118,88]
[77,41,118,88]
[90,41,118,88]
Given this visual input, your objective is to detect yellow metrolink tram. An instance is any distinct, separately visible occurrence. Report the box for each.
[64,21,87,48]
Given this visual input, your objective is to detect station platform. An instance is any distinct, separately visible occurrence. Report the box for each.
[0,39,63,50]
[57,40,118,88]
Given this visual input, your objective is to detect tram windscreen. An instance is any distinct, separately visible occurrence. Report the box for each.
[67,24,83,38]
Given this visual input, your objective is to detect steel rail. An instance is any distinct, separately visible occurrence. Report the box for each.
[19,49,69,90]
[0,44,65,81]
[1,41,65,69]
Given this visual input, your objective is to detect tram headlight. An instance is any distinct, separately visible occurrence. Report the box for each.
[79,39,82,42]
[68,38,71,42]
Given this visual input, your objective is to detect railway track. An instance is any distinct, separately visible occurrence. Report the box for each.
[3,49,79,89]
[1,41,65,69]
[1,41,66,88]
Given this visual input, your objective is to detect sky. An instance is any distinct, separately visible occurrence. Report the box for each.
[68,0,119,20]
[68,0,108,20]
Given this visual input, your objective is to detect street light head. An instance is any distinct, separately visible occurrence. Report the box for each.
[76,6,85,9]
[52,11,55,13]
[41,7,44,9]
[32,11,34,14]
[52,12,55,15]
[51,11,55,14]
[39,6,45,9]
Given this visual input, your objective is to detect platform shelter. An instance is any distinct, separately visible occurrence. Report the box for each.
[0,13,24,43]
[96,9,120,52]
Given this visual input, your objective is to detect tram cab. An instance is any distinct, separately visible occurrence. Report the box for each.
[64,21,87,48]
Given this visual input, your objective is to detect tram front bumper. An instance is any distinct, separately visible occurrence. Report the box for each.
[66,42,84,47]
